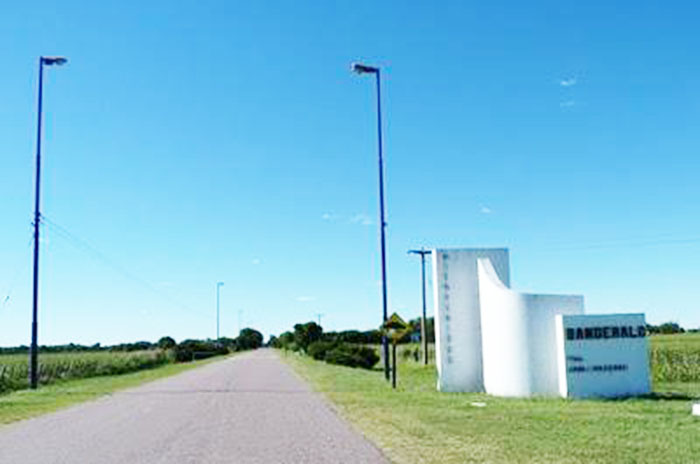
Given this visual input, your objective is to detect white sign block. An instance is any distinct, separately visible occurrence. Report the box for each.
[692,404,700,417]
[556,314,651,398]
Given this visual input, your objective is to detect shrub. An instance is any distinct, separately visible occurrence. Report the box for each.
[173,340,228,363]
[324,344,379,370]
[401,347,420,361]
[307,341,337,360]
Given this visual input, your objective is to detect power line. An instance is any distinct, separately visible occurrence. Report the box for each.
[40,215,199,314]
[1,237,34,311]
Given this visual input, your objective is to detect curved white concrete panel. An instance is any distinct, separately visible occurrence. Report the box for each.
[477,258,584,397]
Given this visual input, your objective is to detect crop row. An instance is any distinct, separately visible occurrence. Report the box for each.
[650,345,700,383]
[0,351,170,393]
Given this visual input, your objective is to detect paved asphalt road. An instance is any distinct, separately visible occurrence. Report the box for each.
[0,350,387,463]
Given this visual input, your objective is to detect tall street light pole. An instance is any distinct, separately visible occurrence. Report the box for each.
[30,56,67,390]
[216,282,224,340]
[408,248,432,365]
[352,62,390,381]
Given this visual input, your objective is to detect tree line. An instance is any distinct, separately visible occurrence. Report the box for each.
[269,316,435,351]
[0,328,265,360]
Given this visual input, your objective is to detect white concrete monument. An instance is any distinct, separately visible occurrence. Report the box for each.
[432,247,651,398]
[432,248,510,392]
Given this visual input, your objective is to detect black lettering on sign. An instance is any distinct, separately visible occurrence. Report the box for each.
[565,325,647,340]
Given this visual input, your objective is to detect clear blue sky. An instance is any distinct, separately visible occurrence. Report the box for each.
[2,1,700,346]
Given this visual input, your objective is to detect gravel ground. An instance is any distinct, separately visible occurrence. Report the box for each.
[0,349,387,463]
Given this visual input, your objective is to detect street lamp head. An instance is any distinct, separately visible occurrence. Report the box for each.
[217,282,224,287]
[351,62,379,75]
[41,56,68,66]
[408,249,432,255]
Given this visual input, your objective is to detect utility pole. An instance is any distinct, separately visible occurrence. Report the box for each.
[30,56,67,389]
[408,248,432,365]
[316,312,324,327]
[216,282,224,340]
[352,62,391,381]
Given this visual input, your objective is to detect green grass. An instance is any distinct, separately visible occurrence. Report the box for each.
[0,355,222,425]
[283,341,700,464]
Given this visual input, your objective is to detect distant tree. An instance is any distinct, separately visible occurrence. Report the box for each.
[403,317,435,344]
[236,328,264,350]
[267,335,278,347]
[647,322,685,335]
[158,336,176,350]
[274,331,295,350]
[293,322,323,351]
[109,341,154,352]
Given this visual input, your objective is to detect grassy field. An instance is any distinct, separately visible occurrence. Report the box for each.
[0,355,223,425]
[283,335,700,464]
[0,350,170,394]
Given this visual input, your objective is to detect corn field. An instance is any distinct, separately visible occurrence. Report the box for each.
[649,333,700,384]
[0,350,170,394]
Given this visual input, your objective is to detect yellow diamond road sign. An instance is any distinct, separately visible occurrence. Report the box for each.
[384,312,408,330]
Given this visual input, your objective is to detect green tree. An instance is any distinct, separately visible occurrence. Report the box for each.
[293,322,323,351]
[275,331,295,350]
[157,336,176,350]
[236,328,264,350]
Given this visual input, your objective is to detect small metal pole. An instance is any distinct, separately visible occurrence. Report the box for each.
[408,248,432,365]
[391,342,397,389]
[420,251,428,365]
[216,282,223,340]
